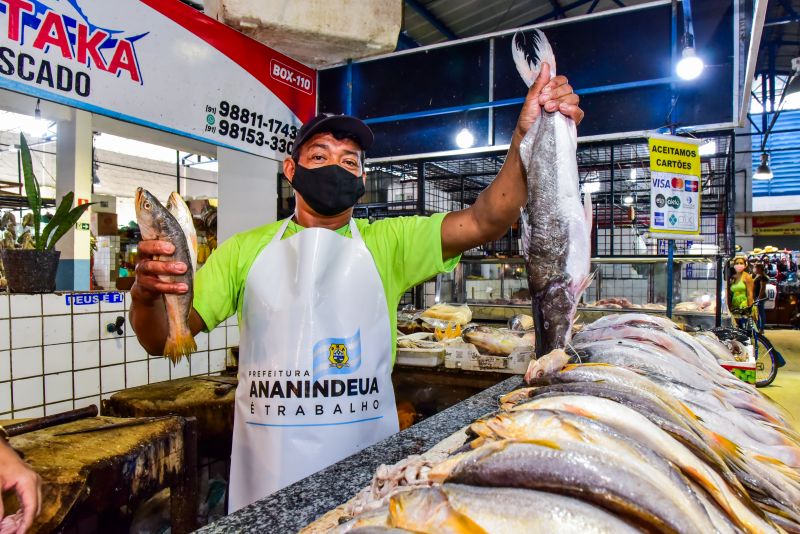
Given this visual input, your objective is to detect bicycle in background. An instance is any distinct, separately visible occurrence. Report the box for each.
[728,299,786,387]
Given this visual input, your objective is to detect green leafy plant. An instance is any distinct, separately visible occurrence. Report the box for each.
[19,133,93,251]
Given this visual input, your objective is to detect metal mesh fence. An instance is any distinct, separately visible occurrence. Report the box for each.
[275,133,734,306]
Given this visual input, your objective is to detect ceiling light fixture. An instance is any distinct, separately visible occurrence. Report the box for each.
[455,127,474,149]
[675,0,704,81]
[753,153,773,180]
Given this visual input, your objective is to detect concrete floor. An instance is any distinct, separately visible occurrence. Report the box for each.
[760,329,800,428]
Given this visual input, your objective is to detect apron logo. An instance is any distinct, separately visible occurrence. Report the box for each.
[328,344,349,369]
[312,330,361,380]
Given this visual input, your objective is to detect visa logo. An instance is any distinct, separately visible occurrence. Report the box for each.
[684,180,699,192]
[652,177,671,188]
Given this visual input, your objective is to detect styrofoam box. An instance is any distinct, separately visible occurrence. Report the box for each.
[445,342,534,375]
[396,347,445,367]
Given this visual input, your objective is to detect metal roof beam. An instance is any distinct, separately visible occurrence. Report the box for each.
[397,31,420,50]
[527,0,596,25]
[548,0,567,19]
[404,0,458,40]
[764,15,800,27]
[587,0,601,13]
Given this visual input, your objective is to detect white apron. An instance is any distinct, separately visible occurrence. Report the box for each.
[228,218,399,512]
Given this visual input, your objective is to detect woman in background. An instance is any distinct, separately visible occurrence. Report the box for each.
[752,262,768,332]
[728,256,754,329]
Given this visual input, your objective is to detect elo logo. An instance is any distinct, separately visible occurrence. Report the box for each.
[671,177,684,189]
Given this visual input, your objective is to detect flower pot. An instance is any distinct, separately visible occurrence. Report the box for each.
[0,249,61,293]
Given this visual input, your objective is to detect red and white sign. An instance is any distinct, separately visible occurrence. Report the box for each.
[0,0,317,160]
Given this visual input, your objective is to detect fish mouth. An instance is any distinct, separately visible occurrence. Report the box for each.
[134,187,144,208]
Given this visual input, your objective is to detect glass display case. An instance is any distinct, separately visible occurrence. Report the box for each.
[438,255,729,328]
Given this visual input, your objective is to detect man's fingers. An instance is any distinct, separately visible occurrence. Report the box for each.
[137,240,175,257]
[136,259,187,277]
[559,103,585,125]
[18,477,37,534]
[135,274,188,294]
[540,83,574,105]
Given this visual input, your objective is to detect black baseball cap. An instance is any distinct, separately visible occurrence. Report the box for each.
[291,113,374,159]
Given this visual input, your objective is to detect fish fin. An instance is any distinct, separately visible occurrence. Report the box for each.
[706,431,743,460]
[163,328,197,365]
[512,29,556,87]
[677,401,703,422]
[752,453,791,467]
[518,438,562,450]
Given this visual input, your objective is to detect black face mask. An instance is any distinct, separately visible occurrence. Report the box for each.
[290,163,365,216]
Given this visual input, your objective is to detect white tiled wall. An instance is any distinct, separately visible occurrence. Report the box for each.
[0,292,239,419]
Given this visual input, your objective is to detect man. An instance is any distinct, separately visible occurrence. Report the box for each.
[131,63,582,511]
[0,437,40,532]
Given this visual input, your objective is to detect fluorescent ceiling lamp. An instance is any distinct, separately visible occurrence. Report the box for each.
[676,47,704,80]
[455,128,474,149]
[629,168,637,181]
[753,153,773,180]
[699,140,716,156]
[583,171,600,194]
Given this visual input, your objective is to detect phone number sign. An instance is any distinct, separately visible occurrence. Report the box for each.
[0,0,316,161]
[648,135,703,235]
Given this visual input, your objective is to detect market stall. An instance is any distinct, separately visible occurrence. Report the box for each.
[0,0,796,531]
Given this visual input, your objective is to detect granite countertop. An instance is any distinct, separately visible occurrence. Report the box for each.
[198,375,523,533]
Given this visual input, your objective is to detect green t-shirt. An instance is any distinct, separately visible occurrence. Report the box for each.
[193,214,460,362]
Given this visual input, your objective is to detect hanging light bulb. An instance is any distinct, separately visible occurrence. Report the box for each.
[455,128,474,149]
[753,153,773,180]
[623,195,634,205]
[676,46,704,80]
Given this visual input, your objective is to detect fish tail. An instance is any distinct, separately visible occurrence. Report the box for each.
[512,29,556,87]
[163,323,197,364]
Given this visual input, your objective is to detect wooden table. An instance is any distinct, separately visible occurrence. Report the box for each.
[3,416,197,533]
[103,376,236,459]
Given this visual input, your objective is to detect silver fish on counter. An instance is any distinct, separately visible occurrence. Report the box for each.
[135,188,197,364]
[334,484,641,534]
[462,325,534,356]
[512,29,592,357]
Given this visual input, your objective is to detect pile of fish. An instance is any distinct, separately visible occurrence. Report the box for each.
[332,28,798,532]
[333,313,800,533]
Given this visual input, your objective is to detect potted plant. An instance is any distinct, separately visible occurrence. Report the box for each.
[0,133,93,293]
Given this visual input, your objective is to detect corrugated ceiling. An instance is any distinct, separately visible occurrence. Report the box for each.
[402,0,655,46]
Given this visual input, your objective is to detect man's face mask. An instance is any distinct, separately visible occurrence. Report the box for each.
[291,163,365,216]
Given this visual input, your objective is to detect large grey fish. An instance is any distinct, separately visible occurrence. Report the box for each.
[509,395,778,533]
[135,188,197,364]
[391,484,642,534]
[513,29,592,356]
[429,439,713,533]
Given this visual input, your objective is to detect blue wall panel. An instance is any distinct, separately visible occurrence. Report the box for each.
[752,109,800,198]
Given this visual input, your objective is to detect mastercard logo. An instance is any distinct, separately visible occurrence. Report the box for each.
[671,177,684,189]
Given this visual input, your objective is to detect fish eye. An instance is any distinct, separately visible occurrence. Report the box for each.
[144,201,151,210]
